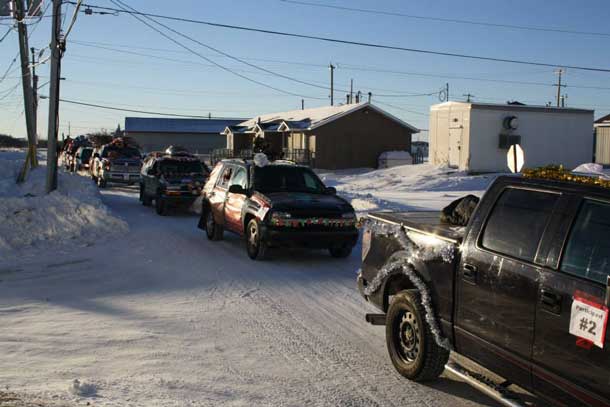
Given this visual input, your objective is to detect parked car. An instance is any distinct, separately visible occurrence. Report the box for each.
[357,174,610,406]
[139,147,209,215]
[73,146,93,172]
[198,158,359,260]
[91,138,142,188]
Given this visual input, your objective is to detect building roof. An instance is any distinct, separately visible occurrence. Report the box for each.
[125,117,245,134]
[431,101,594,114]
[232,102,419,133]
[595,113,610,124]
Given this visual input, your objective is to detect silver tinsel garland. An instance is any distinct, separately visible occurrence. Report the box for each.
[358,218,455,350]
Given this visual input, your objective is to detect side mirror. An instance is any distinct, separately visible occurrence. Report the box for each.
[228,184,246,195]
[325,186,337,195]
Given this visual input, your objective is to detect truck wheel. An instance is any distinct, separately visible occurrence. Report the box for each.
[386,290,449,382]
[246,218,268,260]
[97,177,106,188]
[329,245,352,258]
[205,210,223,241]
[155,195,168,216]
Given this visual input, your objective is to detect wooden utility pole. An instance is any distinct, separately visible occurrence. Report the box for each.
[350,79,353,104]
[14,0,38,180]
[463,93,474,102]
[554,69,566,107]
[329,63,335,106]
[30,47,39,147]
[445,83,449,101]
[46,0,63,192]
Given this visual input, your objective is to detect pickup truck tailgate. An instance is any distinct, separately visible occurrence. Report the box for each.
[368,211,465,244]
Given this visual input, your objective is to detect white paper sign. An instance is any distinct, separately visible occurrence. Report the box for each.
[569,297,608,349]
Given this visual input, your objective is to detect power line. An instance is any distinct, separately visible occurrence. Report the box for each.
[40,95,246,118]
[69,40,442,96]
[279,0,610,38]
[0,27,12,43]
[107,0,326,100]
[114,0,341,94]
[68,39,610,94]
[66,2,610,73]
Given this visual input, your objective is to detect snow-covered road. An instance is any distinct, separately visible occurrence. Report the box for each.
[0,186,498,406]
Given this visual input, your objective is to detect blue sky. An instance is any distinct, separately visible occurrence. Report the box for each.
[1,0,610,142]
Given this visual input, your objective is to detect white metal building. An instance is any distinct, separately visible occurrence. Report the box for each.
[594,114,610,165]
[429,101,594,173]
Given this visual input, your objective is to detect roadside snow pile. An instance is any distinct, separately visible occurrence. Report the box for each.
[377,150,412,168]
[318,163,498,212]
[0,150,128,256]
[573,163,610,179]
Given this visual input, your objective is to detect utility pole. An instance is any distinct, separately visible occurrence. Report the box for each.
[329,63,335,106]
[445,83,450,101]
[301,98,304,110]
[350,79,353,104]
[554,68,566,107]
[14,0,38,178]
[30,47,38,148]
[46,0,63,193]
[463,93,474,102]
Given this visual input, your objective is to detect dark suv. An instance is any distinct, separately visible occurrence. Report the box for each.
[139,149,209,215]
[198,159,359,260]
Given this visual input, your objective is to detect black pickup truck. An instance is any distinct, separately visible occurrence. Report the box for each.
[358,175,610,406]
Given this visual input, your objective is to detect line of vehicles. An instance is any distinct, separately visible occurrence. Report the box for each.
[62,136,610,406]
[61,138,359,260]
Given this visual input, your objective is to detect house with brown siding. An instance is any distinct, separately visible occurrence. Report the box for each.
[222,102,418,169]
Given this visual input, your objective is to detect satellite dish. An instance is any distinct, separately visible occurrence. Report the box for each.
[507,144,525,173]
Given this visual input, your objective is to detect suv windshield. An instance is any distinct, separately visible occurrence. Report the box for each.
[80,149,92,161]
[102,146,141,159]
[160,160,205,177]
[253,166,325,194]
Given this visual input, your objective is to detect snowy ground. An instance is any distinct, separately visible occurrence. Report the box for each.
[0,161,506,406]
[319,164,498,213]
[0,150,127,261]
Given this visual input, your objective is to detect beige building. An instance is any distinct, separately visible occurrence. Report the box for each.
[223,102,418,169]
[595,114,610,165]
[429,101,594,173]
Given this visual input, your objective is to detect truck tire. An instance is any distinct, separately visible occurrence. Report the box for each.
[329,245,352,258]
[155,195,168,216]
[205,210,223,241]
[97,177,107,188]
[386,290,449,382]
[246,218,268,260]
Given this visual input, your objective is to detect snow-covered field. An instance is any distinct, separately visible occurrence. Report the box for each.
[0,155,502,406]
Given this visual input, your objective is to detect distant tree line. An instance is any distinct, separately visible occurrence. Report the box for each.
[0,134,49,148]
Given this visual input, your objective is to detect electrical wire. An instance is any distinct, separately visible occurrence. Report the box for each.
[108,0,327,100]
[63,0,83,40]
[0,27,12,43]
[278,0,610,38]
[40,95,244,118]
[67,2,610,73]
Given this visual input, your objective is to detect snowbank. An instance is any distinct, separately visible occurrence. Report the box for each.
[378,150,413,168]
[0,150,128,257]
[318,163,499,212]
